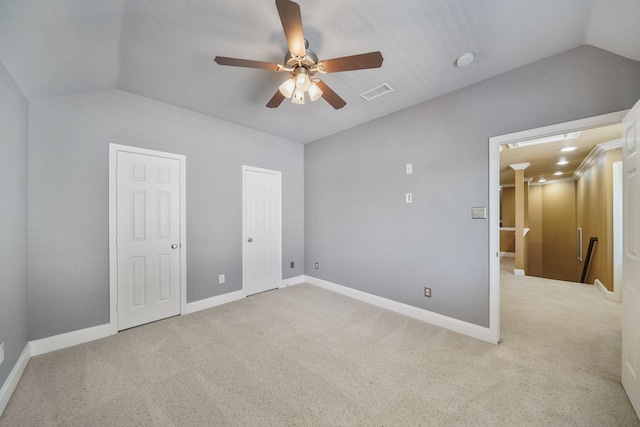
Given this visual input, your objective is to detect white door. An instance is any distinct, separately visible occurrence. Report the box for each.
[243,166,282,296]
[115,150,182,330]
[622,99,640,417]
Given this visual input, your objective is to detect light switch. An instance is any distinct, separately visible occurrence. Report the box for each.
[472,207,487,219]
[406,163,413,174]
[406,193,412,203]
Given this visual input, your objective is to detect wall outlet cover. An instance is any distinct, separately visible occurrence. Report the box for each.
[218,274,225,284]
[472,207,487,219]
[424,287,432,298]
[315,262,319,269]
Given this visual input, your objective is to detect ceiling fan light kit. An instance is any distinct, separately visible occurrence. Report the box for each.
[214,0,383,109]
[278,78,295,98]
[292,88,305,104]
[308,80,323,101]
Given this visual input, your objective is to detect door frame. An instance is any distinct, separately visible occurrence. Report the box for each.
[613,161,623,302]
[242,165,282,296]
[488,110,627,344]
[108,143,187,335]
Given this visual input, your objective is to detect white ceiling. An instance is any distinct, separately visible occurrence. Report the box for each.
[1,0,639,143]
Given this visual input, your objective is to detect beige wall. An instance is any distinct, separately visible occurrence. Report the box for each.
[541,181,579,281]
[504,181,578,281]
[500,187,516,252]
[527,185,543,277]
[576,148,621,290]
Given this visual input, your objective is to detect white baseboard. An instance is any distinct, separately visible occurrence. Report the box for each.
[500,252,516,258]
[514,269,525,276]
[184,290,245,315]
[595,279,619,302]
[280,275,304,288]
[30,324,110,357]
[303,275,496,344]
[0,343,31,417]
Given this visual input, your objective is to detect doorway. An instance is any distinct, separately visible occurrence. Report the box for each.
[109,144,187,334]
[488,110,628,343]
[242,166,282,296]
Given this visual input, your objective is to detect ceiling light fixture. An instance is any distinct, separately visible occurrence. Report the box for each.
[295,67,311,91]
[278,78,295,98]
[308,80,323,102]
[557,159,569,166]
[554,171,563,176]
[538,177,547,183]
[292,87,305,104]
[278,66,323,105]
[560,146,578,152]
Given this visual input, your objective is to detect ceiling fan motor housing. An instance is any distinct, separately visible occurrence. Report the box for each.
[284,48,319,77]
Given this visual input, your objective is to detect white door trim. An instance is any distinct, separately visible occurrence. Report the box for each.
[242,165,282,296]
[108,143,187,335]
[488,110,628,345]
[614,161,623,303]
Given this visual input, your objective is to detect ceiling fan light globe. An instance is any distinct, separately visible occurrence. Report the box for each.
[279,78,295,98]
[308,82,323,101]
[292,88,305,104]
[294,68,311,91]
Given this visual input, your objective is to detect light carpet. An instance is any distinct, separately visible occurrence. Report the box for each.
[1,276,638,426]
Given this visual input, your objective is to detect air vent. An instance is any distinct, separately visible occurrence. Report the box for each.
[360,83,394,101]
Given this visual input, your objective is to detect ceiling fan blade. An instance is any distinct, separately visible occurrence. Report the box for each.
[315,80,346,110]
[266,90,286,108]
[214,56,279,71]
[275,0,306,58]
[320,51,384,73]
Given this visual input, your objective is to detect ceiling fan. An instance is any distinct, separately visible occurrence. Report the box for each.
[214,0,383,109]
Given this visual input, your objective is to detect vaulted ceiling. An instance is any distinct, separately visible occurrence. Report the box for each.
[1,0,639,143]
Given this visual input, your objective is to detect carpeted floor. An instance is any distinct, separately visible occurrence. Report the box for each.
[1,268,638,426]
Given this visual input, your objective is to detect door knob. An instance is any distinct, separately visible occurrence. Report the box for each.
[247,238,253,242]
[171,244,179,249]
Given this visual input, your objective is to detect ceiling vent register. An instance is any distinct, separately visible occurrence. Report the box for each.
[360,83,394,101]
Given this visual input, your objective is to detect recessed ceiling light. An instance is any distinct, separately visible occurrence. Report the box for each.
[560,146,578,152]
[456,52,474,67]
[557,159,569,165]
[554,171,563,176]
[538,178,547,183]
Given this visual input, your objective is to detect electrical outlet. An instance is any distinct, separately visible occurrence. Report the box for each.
[0,342,4,365]
[218,274,225,284]
[290,261,294,268]
[472,207,487,219]
[424,287,432,298]
[315,262,319,269]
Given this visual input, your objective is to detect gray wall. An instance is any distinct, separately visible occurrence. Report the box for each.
[0,61,29,386]
[28,89,304,340]
[304,45,640,327]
